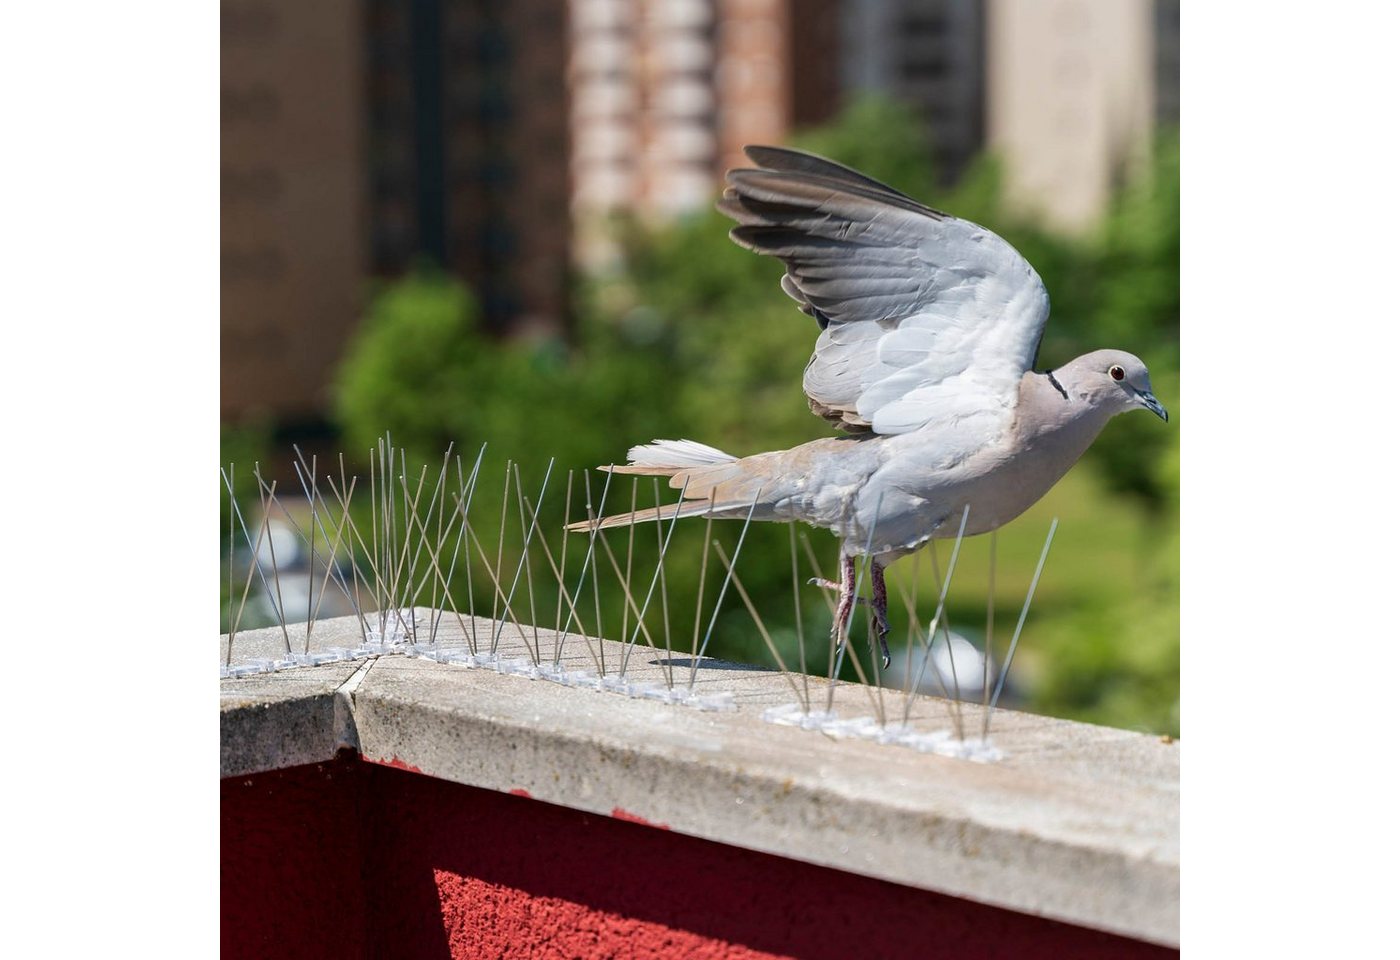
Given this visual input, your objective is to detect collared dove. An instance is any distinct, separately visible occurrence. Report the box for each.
[570,146,1169,665]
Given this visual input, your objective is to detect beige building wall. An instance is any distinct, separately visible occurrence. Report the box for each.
[715,0,792,175]
[568,0,810,266]
[221,1,364,421]
[986,0,1155,232]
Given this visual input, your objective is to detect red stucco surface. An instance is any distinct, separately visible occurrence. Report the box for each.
[222,753,1177,959]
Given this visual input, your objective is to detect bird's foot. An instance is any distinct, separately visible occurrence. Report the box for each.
[869,609,891,670]
[808,577,872,606]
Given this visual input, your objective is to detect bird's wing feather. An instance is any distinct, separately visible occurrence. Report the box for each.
[718,145,1050,439]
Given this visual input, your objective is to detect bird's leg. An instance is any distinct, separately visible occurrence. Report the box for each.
[809,576,872,607]
[828,554,858,656]
[869,560,891,669]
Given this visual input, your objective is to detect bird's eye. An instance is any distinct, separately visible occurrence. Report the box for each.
[1110,365,1125,381]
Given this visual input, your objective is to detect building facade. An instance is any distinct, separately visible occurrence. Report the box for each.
[222,0,571,422]
[222,0,1178,422]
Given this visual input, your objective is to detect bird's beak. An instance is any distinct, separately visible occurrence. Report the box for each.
[1136,389,1169,423]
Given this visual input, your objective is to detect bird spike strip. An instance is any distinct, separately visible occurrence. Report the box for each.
[220,439,1059,759]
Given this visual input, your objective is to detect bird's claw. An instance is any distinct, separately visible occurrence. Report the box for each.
[869,609,891,669]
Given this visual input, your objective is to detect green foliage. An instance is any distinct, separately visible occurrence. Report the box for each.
[219,420,273,548]
[1080,129,1180,513]
[788,97,938,200]
[334,270,680,469]
[321,96,1179,735]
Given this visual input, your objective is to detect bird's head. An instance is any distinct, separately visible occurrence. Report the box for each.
[1058,350,1169,422]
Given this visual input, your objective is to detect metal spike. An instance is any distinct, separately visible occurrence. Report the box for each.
[982,529,997,720]
[325,463,391,642]
[689,487,763,691]
[391,463,430,641]
[654,480,676,688]
[397,483,475,653]
[983,518,1059,741]
[434,444,486,649]
[306,454,317,651]
[688,491,718,675]
[331,453,370,646]
[901,505,971,735]
[401,445,455,615]
[553,471,575,654]
[252,463,292,654]
[456,502,530,656]
[227,480,278,664]
[225,464,235,653]
[222,466,281,636]
[523,491,602,677]
[370,444,381,628]
[619,479,638,649]
[617,478,691,680]
[569,469,614,674]
[595,523,660,665]
[493,459,554,663]
[307,476,357,634]
[279,451,366,619]
[712,540,804,706]
[492,460,512,631]
[789,525,810,711]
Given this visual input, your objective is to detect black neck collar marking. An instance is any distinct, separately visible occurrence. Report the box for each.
[1044,369,1069,400]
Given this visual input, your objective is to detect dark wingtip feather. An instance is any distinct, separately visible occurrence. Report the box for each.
[725,166,947,222]
[742,144,768,164]
[741,144,932,208]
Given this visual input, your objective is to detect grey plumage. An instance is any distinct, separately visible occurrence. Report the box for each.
[569,145,1168,608]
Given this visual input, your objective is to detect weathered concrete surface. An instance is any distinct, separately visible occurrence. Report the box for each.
[220,616,373,777]
[220,663,364,778]
[220,611,1179,947]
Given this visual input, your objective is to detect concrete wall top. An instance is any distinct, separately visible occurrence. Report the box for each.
[221,610,1179,947]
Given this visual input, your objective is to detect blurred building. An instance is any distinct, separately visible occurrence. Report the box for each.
[222,0,570,424]
[568,0,845,266]
[986,0,1177,231]
[222,0,365,424]
[222,0,1178,423]
[366,1,570,335]
[840,0,1177,231]
[569,0,1178,258]
[840,0,987,185]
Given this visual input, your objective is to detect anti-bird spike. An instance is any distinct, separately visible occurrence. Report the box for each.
[217,445,1044,754]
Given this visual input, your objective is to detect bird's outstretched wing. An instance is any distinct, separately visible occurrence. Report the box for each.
[718,145,1050,438]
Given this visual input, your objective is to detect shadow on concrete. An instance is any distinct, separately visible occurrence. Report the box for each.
[649,656,772,672]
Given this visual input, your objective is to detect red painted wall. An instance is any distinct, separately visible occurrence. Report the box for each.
[222,754,1177,959]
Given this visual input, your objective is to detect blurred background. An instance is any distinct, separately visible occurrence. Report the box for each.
[222,0,1179,735]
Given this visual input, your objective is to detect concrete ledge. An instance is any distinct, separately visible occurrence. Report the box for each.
[220,617,370,778]
[220,611,1179,947]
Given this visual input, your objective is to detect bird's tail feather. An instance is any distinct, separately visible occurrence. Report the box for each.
[625,438,737,468]
[564,497,747,533]
[564,439,747,533]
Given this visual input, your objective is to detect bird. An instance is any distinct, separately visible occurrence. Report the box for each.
[568,145,1169,667]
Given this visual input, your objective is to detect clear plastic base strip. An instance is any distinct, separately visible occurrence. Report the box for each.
[761,703,1004,762]
[409,645,737,712]
[221,618,735,712]
[219,611,424,678]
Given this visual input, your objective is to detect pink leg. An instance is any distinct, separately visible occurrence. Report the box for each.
[830,554,858,653]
